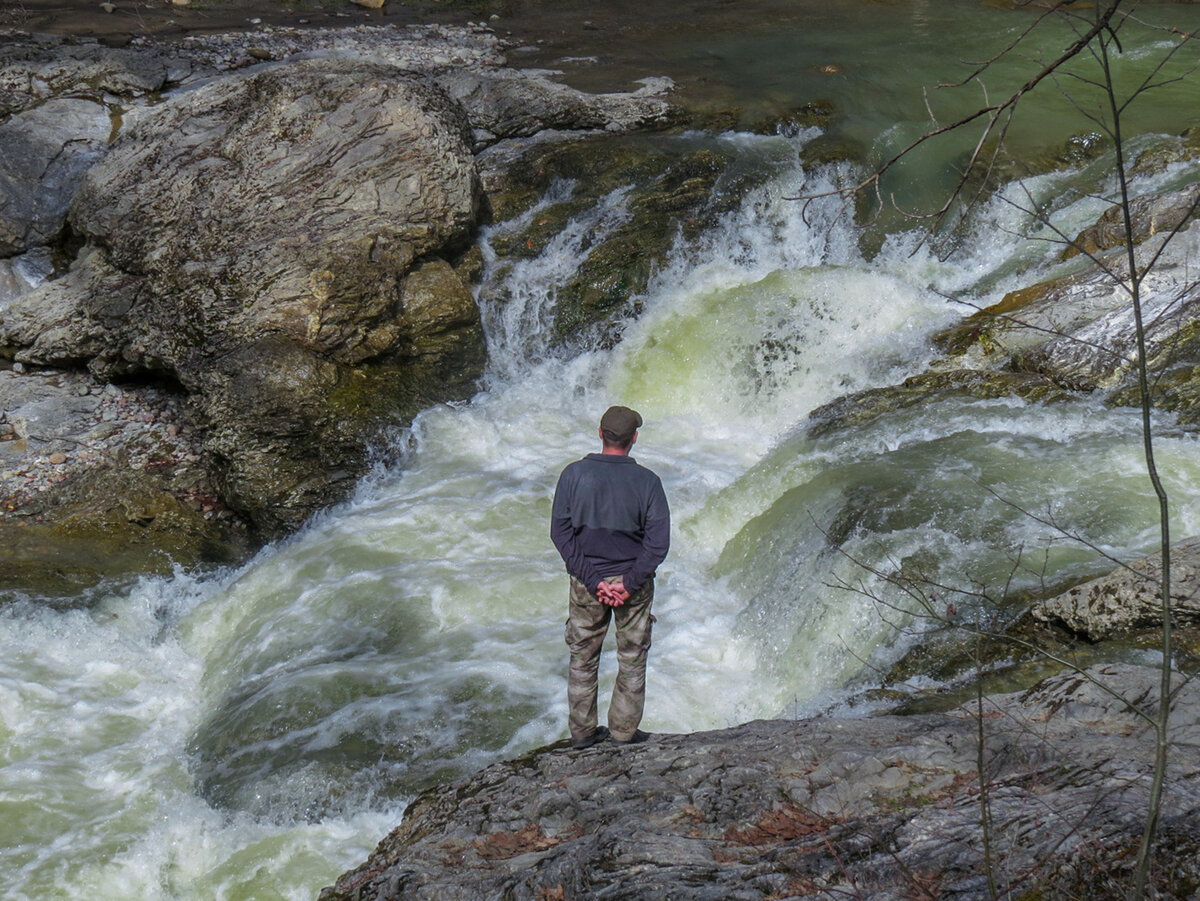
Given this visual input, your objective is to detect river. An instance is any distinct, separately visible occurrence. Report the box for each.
[4,2,1200,898]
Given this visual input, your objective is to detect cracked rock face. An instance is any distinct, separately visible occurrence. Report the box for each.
[0,97,111,258]
[1,58,486,534]
[320,664,1200,900]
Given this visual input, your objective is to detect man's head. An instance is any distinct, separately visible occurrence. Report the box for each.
[599,405,642,451]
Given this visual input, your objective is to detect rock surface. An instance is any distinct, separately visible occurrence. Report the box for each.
[0,97,110,258]
[0,23,677,582]
[1,57,486,535]
[931,185,1200,417]
[1034,535,1200,641]
[321,663,1200,900]
[0,367,242,595]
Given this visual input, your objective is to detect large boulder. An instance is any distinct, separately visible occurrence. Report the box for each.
[0,58,487,534]
[320,663,1200,900]
[0,24,681,572]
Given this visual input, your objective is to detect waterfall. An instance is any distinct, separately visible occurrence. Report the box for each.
[5,106,1200,901]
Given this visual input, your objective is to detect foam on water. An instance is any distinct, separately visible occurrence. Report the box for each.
[0,573,400,900]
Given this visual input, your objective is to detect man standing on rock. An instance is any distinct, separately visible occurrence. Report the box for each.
[551,405,670,750]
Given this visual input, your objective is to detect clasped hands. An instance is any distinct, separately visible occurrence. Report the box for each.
[597,579,631,607]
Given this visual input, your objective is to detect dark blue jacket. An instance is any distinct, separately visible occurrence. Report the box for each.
[551,453,670,596]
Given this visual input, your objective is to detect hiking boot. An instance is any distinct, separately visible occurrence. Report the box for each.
[570,726,610,749]
[610,729,650,746]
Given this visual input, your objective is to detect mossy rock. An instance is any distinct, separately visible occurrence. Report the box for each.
[799,131,867,170]
[1062,182,1200,260]
[806,369,1075,439]
[1130,125,1200,178]
[484,133,773,347]
[932,280,1060,358]
[0,467,247,598]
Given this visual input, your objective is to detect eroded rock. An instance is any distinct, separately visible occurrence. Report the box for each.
[1,59,486,534]
[0,97,111,257]
[1034,535,1200,640]
[321,663,1200,900]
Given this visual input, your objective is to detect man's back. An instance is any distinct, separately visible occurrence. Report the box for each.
[552,452,669,595]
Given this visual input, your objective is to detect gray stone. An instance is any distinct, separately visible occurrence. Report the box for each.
[0,98,110,256]
[321,664,1200,901]
[433,68,674,149]
[1,60,486,535]
[0,35,193,118]
[1034,536,1200,640]
[0,250,51,310]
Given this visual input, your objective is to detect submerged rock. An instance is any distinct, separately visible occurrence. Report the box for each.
[806,369,1073,438]
[0,367,244,596]
[321,663,1200,900]
[0,467,243,599]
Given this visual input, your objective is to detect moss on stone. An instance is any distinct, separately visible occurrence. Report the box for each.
[485,134,771,347]
[807,369,1075,439]
[0,467,247,598]
[932,281,1057,357]
[1130,125,1200,178]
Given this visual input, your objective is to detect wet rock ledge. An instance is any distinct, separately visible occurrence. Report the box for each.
[0,24,675,595]
[321,663,1200,901]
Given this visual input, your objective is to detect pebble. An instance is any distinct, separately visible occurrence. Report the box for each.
[48,453,67,465]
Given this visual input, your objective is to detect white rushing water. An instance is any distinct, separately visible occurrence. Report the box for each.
[4,124,1200,899]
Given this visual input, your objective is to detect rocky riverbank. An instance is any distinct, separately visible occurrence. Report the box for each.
[0,22,675,593]
[320,662,1200,900]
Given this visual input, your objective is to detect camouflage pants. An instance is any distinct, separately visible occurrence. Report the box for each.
[565,574,654,744]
